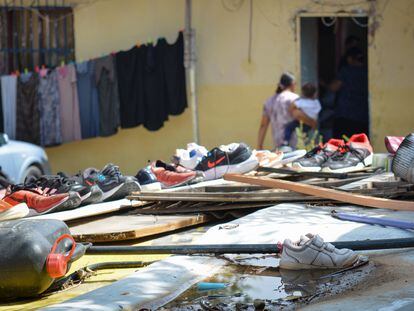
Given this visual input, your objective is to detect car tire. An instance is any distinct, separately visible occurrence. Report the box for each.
[22,165,43,183]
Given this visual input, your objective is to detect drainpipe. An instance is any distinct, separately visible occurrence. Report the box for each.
[184,0,200,144]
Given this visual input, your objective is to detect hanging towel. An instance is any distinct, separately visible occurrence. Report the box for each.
[38,70,62,146]
[16,73,40,145]
[1,75,17,139]
[76,60,100,138]
[57,64,82,143]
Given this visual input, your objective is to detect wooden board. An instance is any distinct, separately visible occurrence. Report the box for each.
[28,199,146,222]
[224,174,414,211]
[70,214,212,243]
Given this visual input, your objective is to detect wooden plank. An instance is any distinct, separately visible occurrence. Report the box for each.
[70,214,212,243]
[224,174,414,211]
[29,199,147,222]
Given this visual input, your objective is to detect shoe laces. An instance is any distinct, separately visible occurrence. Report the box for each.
[330,145,364,162]
[101,164,123,180]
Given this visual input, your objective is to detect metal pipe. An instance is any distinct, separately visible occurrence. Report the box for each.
[184,0,199,144]
[86,238,414,255]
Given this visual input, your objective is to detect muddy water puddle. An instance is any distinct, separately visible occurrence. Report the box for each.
[162,255,371,310]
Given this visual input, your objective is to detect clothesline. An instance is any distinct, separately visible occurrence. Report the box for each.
[0,31,187,147]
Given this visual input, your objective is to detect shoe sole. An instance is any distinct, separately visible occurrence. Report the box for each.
[103,181,141,202]
[279,254,360,270]
[141,182,162,191]
[321,153,373,173]
[56,192,82,212]
[0,203,29,221]
[203,154,259,181]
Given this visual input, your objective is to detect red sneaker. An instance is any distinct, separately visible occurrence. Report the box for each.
[322,133,373,173]
[3,189,71,216]
[150,160,198,188]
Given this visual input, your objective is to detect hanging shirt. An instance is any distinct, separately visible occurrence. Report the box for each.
[157,31,187,116]
[263,90,300,148]
[16,73,40,145]
[143,43,168,131]
[76,61,100,138]
[57,64,82,143]
[38,70,62,146]
[95,55,120,137]
[1,75,17,139]
[116,46,145,128]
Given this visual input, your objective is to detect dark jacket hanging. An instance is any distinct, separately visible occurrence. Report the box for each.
[157,31,188,116]
[116,46,145,128]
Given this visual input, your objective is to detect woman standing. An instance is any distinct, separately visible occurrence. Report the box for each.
[257,72,316,150]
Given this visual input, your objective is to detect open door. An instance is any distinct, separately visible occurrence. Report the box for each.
[300,16,369,142]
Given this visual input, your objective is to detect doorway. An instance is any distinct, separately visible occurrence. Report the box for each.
[299,16,369,142]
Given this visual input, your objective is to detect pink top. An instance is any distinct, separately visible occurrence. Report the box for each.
[263,90,299,148]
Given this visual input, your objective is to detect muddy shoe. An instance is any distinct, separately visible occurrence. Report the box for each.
[279,234,360,270]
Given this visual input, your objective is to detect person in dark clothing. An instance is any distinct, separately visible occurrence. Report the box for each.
[338,35,360,70]
[333,47,369,138]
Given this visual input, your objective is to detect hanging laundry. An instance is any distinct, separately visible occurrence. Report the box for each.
[157,31,188,116]
[38,69,62,146]
[95,55,120,137]
[0,75,17,139]
[143,43,168,131]
[16,73,40,145]
[57,64,82,143]
[0,81,4,133]
[116,47,145,128]
[76,61,100,138]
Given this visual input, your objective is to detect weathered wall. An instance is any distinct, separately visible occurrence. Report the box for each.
[46,0,414,174]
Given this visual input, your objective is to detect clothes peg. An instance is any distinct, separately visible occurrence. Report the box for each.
[24,68,29,74]
[60,60,65,67]
[35,66,40,73]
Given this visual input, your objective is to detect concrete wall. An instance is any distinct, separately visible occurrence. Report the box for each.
[46,0,414,174]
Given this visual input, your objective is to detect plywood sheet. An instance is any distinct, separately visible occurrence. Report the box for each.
[70,214,212,243]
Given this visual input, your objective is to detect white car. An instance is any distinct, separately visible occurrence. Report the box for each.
[0,134,51,183]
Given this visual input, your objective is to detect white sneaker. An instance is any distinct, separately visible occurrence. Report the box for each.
[279,234,360,270]
[175,143,208,170]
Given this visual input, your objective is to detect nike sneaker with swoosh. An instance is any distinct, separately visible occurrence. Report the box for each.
[195,143,259,181]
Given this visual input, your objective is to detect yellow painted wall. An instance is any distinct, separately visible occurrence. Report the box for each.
[46,0,414,175]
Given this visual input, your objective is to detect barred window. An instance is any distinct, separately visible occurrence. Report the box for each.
[0,2,75,75]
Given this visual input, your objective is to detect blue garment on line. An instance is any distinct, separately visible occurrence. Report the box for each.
[76,61,100,139]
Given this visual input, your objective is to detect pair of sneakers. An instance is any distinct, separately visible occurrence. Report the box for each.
[292,134,373,173]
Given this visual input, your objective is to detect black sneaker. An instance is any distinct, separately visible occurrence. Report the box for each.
[84,164,140,202]
[291,139,344,172]
[59,172,103,205]
[135,166,161,191]
[194,143,258,181]
[321,134,373,173]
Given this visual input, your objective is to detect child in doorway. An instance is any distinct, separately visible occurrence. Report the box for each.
[282,82,321,146]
